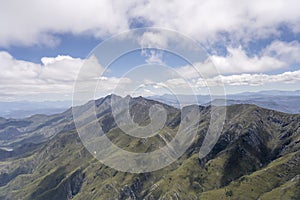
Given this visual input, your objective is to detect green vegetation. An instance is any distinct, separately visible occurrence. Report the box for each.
[0,96,299,199]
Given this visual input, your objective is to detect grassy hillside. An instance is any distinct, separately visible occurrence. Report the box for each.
[0,96,299,199]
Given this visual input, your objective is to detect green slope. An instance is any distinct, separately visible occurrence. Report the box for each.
[0,96,299,200]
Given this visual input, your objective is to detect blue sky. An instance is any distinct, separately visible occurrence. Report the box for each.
[0,0,300,101]
[0,33,100,63]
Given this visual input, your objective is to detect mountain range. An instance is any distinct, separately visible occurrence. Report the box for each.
[0,101,71,119]
[148,90,300,114]
[0,95,299,199]
[1,90,299,119]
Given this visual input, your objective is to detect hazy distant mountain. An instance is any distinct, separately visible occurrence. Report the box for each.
[206,97,300,114]
[0,95,299,199]
[0,101,71,118]
[148,90,300,114]
[1,90,299,119]
[237,90,300,96]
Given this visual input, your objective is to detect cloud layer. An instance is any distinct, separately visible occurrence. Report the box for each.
[1,1,300,99]
[1,49,299,100]
[0,52,131,100]
[174,40,300,79]
[1,0,300,47]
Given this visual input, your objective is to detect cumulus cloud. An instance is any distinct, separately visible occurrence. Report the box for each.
[138,31,169,49]
[1,0,300,47]
[143,50,165,65]
[0,0,134,47]
[0,51,132,100]
[1,49,299,100]
[0,51,86,86]
[153,70,300,91]
[211,47,286,74]
[263,40,300,63]
[132,0,300,43]
[175,40,300,77]
[203,70,300,86]
[1,1,300,99]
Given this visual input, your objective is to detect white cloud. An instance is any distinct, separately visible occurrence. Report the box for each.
[0,0,134,47]
[138,31,169,49]
[0,51,83,96]
[175,60,220,78]
[138,31,170,65]
[0,51,132,100]
[1,0,300,47]
[203,70,300,86]
[1,49,298,100]
[131,0,300,43]
[1,1,300,99]
[211,46,286,74]
[175,40,300,77]
[153,70,300,91]
[143,50,165,65]
[263,40,300,63]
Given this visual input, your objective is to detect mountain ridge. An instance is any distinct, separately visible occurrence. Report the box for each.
[0,95,299,199]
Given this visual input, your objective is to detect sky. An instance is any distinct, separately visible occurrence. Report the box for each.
[1,0,300,101]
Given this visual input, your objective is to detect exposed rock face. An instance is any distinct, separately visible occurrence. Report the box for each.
[66,170,85,199]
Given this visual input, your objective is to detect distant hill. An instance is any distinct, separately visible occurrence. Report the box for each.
[0,100,71,118]
[148,90,300,114]
[237,90,300,96]
[1,90,299,119]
